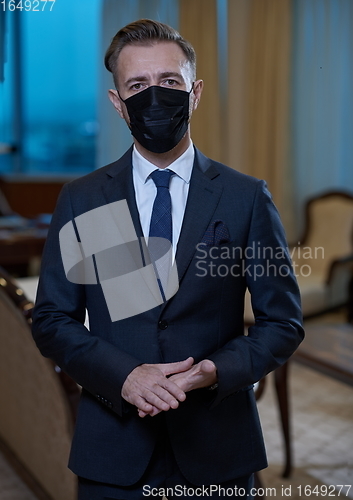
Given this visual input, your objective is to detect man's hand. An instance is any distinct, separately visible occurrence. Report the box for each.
[121,357,194,417]
[137,359,217,418]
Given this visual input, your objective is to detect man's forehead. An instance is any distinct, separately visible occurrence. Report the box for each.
[117,41,189,70]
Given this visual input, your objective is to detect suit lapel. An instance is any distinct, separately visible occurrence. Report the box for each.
[174,148,223,284]
[101,147,143,240]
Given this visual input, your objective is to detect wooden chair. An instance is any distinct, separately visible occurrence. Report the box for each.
[0,267,80,500]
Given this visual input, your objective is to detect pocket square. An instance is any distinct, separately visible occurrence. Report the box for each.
[201,220,231,246]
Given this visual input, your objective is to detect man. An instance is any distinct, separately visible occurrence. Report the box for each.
[32,19,304,499]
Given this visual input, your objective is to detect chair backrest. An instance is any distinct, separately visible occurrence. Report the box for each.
[296,191,353,278]
[0,273,77,500]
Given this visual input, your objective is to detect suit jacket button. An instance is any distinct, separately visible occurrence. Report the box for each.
[158,319,168,330]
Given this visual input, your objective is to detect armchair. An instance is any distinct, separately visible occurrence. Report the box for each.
[291,191,353,318]
[0,267,80,500]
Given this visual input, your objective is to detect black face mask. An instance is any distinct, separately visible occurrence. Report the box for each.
[119,85,193,154]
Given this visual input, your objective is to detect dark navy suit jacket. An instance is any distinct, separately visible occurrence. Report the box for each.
[32,146,304,486]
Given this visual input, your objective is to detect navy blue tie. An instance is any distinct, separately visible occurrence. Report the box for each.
[149,169,173,301]
[149,169,173,243]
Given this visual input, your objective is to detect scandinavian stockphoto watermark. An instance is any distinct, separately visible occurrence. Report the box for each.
[59,200,178,322]
[195,242,324,279]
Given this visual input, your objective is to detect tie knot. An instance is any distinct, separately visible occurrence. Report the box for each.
[150,169,173,189]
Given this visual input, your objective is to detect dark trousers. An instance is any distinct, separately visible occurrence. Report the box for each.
[78,432,254,500]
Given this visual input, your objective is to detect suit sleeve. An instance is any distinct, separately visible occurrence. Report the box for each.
[207,180,304,407]
[31,184,141,417]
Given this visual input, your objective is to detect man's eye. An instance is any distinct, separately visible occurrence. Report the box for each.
[131,83,143,90]
[165,79,177,86]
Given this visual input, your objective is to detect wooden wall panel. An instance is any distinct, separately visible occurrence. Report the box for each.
[0,177,69,218]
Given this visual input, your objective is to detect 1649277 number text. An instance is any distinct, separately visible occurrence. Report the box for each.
[1,0,56,11]
[297,485,351,496]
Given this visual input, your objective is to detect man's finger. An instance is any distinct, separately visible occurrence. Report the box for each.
[135,374,186,409]
[138,406,160,418]
[161,377,187,402]
[129,395,154,413]
[159,356,194,377]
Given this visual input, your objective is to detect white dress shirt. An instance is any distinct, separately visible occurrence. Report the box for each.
[132,142,194,256]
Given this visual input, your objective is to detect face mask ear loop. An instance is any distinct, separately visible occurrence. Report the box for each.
[187,82,195,124]
[116,89,126,103]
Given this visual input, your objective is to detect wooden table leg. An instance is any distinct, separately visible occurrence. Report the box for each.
[274,361,292,478]
[253,471,265,499]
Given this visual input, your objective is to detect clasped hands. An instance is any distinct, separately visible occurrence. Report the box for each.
[121,357,217,418]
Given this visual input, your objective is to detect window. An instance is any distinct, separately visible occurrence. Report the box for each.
[0,0,101,174]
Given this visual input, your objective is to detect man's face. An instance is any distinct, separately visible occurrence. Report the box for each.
[109,41,202,125]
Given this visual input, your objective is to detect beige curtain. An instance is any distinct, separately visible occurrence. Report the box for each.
[226,0,252,174]
[179,0,223,163]
[227,0,295,238]
[179,0,295,238]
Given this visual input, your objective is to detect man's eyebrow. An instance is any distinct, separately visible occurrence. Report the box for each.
[124,75,149,86]
[124,72,184,87]
[159,71,184,80]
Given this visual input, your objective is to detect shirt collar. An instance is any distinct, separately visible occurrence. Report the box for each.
[132,141,194,185]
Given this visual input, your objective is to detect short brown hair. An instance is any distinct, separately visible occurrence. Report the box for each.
[104,19,196,88]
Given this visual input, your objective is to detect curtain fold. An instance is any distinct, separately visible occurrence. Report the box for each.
[180,0,295,237]
[225,0,251,176]
[180,0,223,163]
[243,0,295,238]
